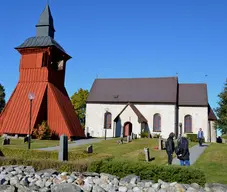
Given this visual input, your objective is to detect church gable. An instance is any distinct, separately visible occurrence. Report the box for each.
[117,104,138,122]
[114,103,147,123]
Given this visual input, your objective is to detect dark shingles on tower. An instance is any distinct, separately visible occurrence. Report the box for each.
[36,4,55,38]
[15,4,69,56]
[15,36,66,53]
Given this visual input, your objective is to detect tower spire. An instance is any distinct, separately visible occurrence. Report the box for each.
[36,4,55,38]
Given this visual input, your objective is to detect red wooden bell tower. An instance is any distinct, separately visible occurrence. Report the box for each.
[0,5,85,138]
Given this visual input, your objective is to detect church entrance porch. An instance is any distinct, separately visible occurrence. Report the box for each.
[123,122,132,136]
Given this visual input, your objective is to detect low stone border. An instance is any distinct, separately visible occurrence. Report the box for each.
[0,165,226,191]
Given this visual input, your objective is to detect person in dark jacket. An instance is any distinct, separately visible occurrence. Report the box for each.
[165,132,175,165]
[176,134,190,166]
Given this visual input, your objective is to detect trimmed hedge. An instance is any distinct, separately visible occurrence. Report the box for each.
[0,157,88,172]
[0,148,93,161]
[0,154,114,173]
[88,158,206,186]
[222,134,227,140]
[186,134,204,143]
[140,132,149,138]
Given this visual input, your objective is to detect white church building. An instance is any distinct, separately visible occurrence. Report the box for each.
[85,77,217,142]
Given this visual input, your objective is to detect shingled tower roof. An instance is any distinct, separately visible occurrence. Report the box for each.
[36,4,55,38]
[15,4,68,56]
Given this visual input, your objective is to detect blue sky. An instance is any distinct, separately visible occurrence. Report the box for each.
[0,1,226,134]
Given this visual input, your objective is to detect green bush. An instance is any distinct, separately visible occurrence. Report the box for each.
[88,159,206,186]
[152,133,161,138]
[186,134,197,142]
[222,134,227,140]
[186,134,204,143]
[140,132,149,138]
[0,148,93,161]
[0,157,88,172]
[32,121,59,140]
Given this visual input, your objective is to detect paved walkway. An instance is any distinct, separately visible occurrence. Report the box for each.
[172,144,209,165]
[38,138,111,151]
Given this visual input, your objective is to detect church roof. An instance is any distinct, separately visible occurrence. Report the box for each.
[208,104,217,121]
[87,77,178,104]
[87,77,208,106]
[179,84,208,106]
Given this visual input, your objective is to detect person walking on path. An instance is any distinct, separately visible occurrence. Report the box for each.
[165,132,175,165]
[175,134,190,166]
[197,128,204,146]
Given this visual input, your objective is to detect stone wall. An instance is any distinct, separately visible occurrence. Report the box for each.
[0,165,226,192]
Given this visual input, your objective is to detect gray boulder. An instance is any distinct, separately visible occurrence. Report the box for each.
[0,185,16,192]
[51,183,83,192]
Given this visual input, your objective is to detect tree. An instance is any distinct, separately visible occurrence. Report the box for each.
[215,79,227,134]
[0,83,5,113]
[71,88,89,129]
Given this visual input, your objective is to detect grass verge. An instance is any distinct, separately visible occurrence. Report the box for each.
[0,138,62,149]
[193,143,227,184]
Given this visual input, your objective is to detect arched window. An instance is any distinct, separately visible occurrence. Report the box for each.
[104,112,112,129]
[153,113,161,132]
[184,115,192,133]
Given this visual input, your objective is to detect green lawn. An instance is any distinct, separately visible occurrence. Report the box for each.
[193,143,227,184]
[0,137,197,166]
[0,138,61,149]
[70,138,197,165]
[1,137,227,184]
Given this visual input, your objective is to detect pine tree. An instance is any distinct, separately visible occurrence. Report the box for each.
[215,79,227,134]
[0,83,6,113]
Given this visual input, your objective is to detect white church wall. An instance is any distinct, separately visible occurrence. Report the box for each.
[135,104,175,139]
[178,106,208,141]
[85,103,176,139]
[209,121,217,143]
[85,103,127,137]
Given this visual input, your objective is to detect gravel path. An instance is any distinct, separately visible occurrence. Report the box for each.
[172,144,209,165]
[38,138,112,151]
